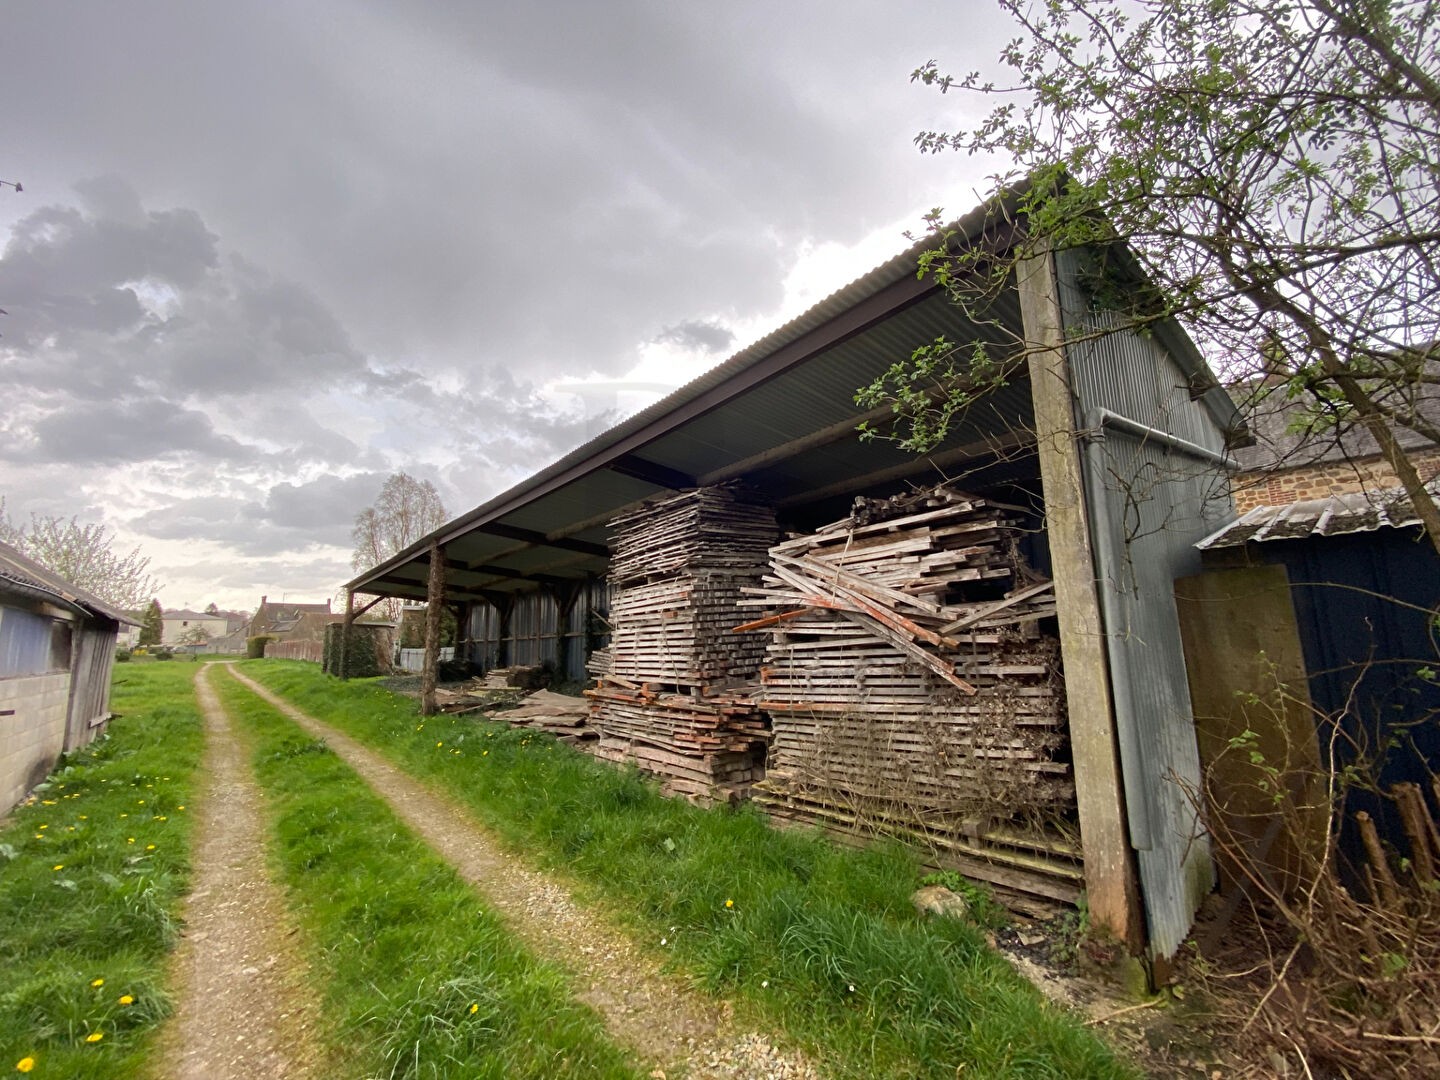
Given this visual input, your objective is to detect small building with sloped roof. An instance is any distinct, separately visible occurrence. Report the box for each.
[0,540,138,813]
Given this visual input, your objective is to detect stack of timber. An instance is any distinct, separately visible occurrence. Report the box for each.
[740,485,1083,903]
[503,689,595,743]
[587,486,776,802]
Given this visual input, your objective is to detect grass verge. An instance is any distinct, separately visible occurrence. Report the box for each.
[240,660,1134,1079]
[0,663,205,1080]
[212,668,642,1079]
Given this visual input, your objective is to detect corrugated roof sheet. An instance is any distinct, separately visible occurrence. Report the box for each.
[0,539,138,624]
[1197,480,1438,548]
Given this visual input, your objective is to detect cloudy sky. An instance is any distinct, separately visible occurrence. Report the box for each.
[0,1,1009,612]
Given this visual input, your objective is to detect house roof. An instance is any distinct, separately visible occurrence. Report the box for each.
[349,190,1243,605]
[163,608,225,621]
[0,540,138,625]
[1198,478,1440,548]
[1232,376,1440,474]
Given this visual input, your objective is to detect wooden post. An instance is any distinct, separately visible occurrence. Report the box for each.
[1017,241,1143,948]
[451,601,471,671]
[420,540,446,716]
[339,589,355,680]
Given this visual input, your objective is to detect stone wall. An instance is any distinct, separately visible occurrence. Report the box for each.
[1233,448,1440,513]
[0,673,71,813]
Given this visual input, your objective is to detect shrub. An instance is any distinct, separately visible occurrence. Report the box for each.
[114,647,132,663]
[246,635,275,660]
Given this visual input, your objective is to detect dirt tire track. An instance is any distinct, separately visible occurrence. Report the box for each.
[225,665,820,1080]
[158,664,322,1080]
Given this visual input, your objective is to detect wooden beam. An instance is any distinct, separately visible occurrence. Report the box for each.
[772,430,1031,508]
[420,540,446,716]
[1017,240,1142,949]
[471,522,608,557]
[607,454,696,491]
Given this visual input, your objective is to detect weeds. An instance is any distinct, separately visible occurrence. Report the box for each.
[240,660,1132,1079]
[0,663,204,1079]
[213,671,641,1079]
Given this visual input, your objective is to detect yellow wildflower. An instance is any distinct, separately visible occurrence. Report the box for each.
[127,838,135,844]
[725,899,734,908]
[91,978,104,988]
[85,1032,103,1043]
[469,1003,479,1014]
[38,824,46,830]
[118,995,134,1006]
[146,844,156,851]
[177,805,185,810]
[436,741,443,748]
[16,1056,36,1073]
[52,865,63,871]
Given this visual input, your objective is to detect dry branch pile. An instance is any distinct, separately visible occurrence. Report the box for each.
[587,487,777,801]
[740,485,1082,901]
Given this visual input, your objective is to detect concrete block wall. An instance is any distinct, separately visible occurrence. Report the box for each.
[0,673,72,814]
[1233,449,1440,514]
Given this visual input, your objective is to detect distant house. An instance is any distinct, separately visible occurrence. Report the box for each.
[1231,382,1440,512]
[0,540,138,814]
[161,608,231,646]
[248,596,336,641]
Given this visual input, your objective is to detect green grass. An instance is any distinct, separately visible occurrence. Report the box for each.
[0,663,205,1079]
[239,660,1135,1079]
[211,669,642,1079]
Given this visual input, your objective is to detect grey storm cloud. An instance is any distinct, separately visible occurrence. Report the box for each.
[10,398,252,466]
[131,473,394,556]
[654,320,737,355]
[0,1,1003,604]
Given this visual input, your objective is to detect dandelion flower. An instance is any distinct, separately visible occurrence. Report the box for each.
[38,824,46,830]
[33,834,42,840]
[177,806,185,811]
[85,1032,103,1043]
[146,844,156,851]
[16,1056,36,1073]
[137,800,145,805]
[91,978,104,988]
[120,813,128,818]
[725,899,734,908]
[127,838,135,844]
[157,816,167,821]
[118,995,134,1006]
[79,815,87,820]
[436,742,443,748]
[469,1003,479,1014]
[52,864,63,871]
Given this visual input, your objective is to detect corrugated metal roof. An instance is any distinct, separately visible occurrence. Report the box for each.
[0,539,138,625]
[1197,480,1437,549]
[349,189,1243,602]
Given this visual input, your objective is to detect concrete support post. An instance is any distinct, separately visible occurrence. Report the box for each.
[1017,241,1143,949]
[420,540,446,716]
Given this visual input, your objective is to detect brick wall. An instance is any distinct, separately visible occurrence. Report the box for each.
[0,673,71,813]
[1233,448,1440,513]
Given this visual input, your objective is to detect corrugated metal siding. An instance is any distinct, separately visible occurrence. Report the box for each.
[465,577,608,681]
[1058,248,1233,959]
[0,606,55,677]
[1236,529,1440,875]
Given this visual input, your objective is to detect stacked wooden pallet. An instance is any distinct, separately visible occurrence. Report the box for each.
[739,486,1081,901]
[587,486,776,802]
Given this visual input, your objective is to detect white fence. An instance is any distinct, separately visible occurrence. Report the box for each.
[396,647,454,672]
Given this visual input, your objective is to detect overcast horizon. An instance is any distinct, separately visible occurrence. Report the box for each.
[1,1,1008,611]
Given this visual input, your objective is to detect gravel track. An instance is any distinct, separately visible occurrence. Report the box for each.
[157,664,322,1080]
[225,665,821,1080]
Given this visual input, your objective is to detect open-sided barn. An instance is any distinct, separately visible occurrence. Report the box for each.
[346,194,1246,962]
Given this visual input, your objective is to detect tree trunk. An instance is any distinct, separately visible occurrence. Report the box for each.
[420,541,446,716]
